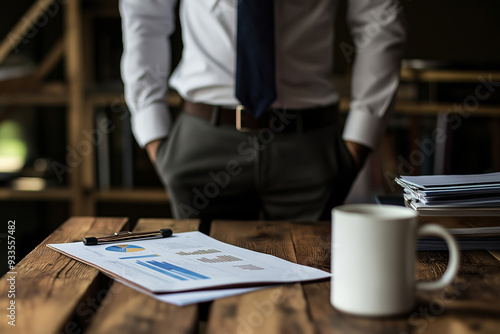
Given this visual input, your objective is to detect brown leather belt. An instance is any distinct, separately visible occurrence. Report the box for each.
[182,101,338,133]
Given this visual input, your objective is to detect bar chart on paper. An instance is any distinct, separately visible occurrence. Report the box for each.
[137,260,210,281]
[176,249,221,256]
[233,264,264,270]
[198,255,242,263]
[119,254,160,260]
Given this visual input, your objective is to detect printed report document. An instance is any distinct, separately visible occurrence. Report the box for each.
[48,231,330,294]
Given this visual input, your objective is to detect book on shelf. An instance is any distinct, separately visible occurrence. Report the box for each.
[94,106,137,189]
[120,110,134,189]
[95,108,111,189]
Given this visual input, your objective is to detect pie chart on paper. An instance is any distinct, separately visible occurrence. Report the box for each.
[105,244,145,253]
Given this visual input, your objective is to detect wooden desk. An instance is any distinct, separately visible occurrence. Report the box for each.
[1,216,500,333]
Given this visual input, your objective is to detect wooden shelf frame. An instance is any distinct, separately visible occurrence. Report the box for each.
[0,0,57,65]
[339,98,500,117]
[93,188,169,203]
[0,91,68,105]
[0,0,86,215]
[400,68,500,83]
[0,188,73,201]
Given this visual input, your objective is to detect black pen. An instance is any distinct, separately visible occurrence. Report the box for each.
[83,228,173,245]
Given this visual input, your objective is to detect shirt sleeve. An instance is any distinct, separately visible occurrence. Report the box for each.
[342,0,406,150]
[119,0,177,148]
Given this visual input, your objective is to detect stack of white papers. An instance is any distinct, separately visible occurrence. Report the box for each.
[418,226,500,250]
[395,172,500,216]
[48,231,330,306]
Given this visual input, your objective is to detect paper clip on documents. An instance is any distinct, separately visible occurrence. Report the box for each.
[83,228,173,245]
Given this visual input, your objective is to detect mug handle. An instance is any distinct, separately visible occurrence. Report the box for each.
[416,224,460,291]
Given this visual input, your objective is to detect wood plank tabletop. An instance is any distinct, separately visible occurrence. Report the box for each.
[205,218,500,334]
[85,219,201,334]
[206,220,321,334]
[1,216,499,334]
[0,217,129,334]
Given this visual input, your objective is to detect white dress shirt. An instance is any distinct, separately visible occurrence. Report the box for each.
[120,0,406,149]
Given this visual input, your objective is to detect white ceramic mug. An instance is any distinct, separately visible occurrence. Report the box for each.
[330,204,460,316]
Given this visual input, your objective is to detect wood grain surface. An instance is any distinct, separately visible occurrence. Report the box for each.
[85,219,201,334]
[206,220,317,334]
[0,217,129,334]
[205,218,500,334]
[2,216,499,334]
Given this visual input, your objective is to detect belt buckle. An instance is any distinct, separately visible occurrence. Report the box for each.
[236,105,253,132]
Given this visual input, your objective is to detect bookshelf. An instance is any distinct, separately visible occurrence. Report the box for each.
[0,0,180,217]
[0,0,85,215]
[81,91,180,215]
[1,0,499,217]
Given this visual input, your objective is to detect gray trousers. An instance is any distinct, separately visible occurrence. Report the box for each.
[155,108,358,221]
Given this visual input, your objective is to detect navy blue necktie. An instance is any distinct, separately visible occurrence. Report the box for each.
[235,0,277,118]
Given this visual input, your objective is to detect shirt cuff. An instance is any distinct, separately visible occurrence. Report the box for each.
[131,102,171,148]
[342,109,385,151]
